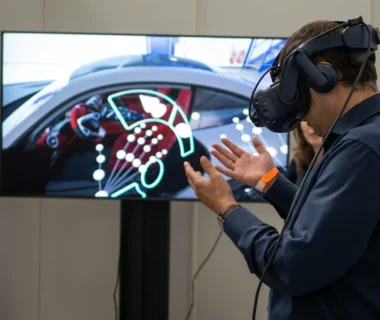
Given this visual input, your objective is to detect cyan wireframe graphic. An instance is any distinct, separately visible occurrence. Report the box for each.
[92,89,195,199]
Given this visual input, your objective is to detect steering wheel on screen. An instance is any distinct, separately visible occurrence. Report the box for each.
[70,95,107,142]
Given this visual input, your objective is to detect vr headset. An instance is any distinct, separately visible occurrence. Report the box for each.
[249,16,380,132]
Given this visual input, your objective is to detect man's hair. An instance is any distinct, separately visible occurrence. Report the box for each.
[279,20,377,89]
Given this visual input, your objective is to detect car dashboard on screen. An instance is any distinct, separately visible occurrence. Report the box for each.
[1,32,288,201]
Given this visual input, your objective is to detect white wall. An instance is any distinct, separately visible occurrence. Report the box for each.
[0,1,378,320]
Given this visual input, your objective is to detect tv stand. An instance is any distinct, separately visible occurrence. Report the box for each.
[119,199,170,320]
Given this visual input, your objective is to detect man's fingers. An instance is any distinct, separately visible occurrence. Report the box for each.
[212,143,238,163]
[184,161,196,178]
[252,136,267,154]
[184,161,206,188]
[184,162,201,182]
[200,156,219,178]
[187,178,197,192]
[221,138,245,157]
[210,149,235,170]
[214,165,239,180]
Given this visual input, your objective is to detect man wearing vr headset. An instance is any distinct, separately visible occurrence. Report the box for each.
[184,18,380,320]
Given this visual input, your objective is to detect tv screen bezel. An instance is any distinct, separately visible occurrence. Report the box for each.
[0,30,290,202]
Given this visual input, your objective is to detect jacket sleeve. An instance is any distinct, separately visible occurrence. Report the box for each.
[223,140,380,296]
[285,158,298,184]
[262,173,298,219]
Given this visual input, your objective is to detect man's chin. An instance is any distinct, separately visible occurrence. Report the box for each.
[311,126,324,137]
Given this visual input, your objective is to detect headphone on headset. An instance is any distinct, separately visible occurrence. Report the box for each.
[249,16,380,133]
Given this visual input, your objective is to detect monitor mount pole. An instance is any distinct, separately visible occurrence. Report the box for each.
[119,199,170,320]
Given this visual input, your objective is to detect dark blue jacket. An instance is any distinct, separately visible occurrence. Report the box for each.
[286,159,305,187]
[224,93,380,320]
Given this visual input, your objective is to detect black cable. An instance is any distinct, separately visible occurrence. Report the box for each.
[184,228,224,320]
[251,22,373,320]
[113,250,121,320]
[114,208,123,320]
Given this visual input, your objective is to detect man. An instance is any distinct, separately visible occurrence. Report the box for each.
[184,20,380,319]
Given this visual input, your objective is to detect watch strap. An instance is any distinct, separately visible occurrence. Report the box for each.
[255,167,279,192]
[217,203,241,224]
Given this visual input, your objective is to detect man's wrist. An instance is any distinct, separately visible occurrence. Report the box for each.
[255,167,279,193]
[217,201,239,215]
[262,174,278,193]
[217,203,241,225]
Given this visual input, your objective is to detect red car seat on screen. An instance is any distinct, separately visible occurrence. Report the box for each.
[157,87,172,95]
[108,88,192,172]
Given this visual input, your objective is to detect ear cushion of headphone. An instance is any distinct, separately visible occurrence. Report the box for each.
[308,64,338,93]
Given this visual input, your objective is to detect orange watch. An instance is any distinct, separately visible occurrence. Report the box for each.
[255,167,279,192]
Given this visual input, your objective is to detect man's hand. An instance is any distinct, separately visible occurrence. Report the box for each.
[184,156,237,214]
[211,136,276,190]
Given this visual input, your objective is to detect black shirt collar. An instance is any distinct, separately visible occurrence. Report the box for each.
[323,93,380,152]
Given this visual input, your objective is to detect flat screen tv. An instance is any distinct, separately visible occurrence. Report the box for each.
[1,32,289,201]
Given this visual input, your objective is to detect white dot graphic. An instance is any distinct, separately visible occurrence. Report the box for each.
[243,109,249,115]
[151,103,167,118]
[96,144,104,152]
[232,117,240,123]
[96,155,106,164]
[143,145,151,153]
[146,130,153,136]
[220,134,227,139]
[95,190,109,197]
[174,123,191,138]
[266,147,278,157]
[137,137,145,145]
[134,127,142,134]
[149,156,157,162]
[280,145,288,155]
[116,150,126,160]
[140,123,146,129]
[132,159,141,168]
[152,138,158,145]
[126,153,135,162]
[236,124,244,131]
[156,152,162,159]
[93,169,105,181]
[152,126,158,132]
[162,149,168,155]
[139,165,147,174]
[157,134,164,140]
[241,134,251,142]
[252,127,262,135]
[127,134,135,142]
[191,112,200,120]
